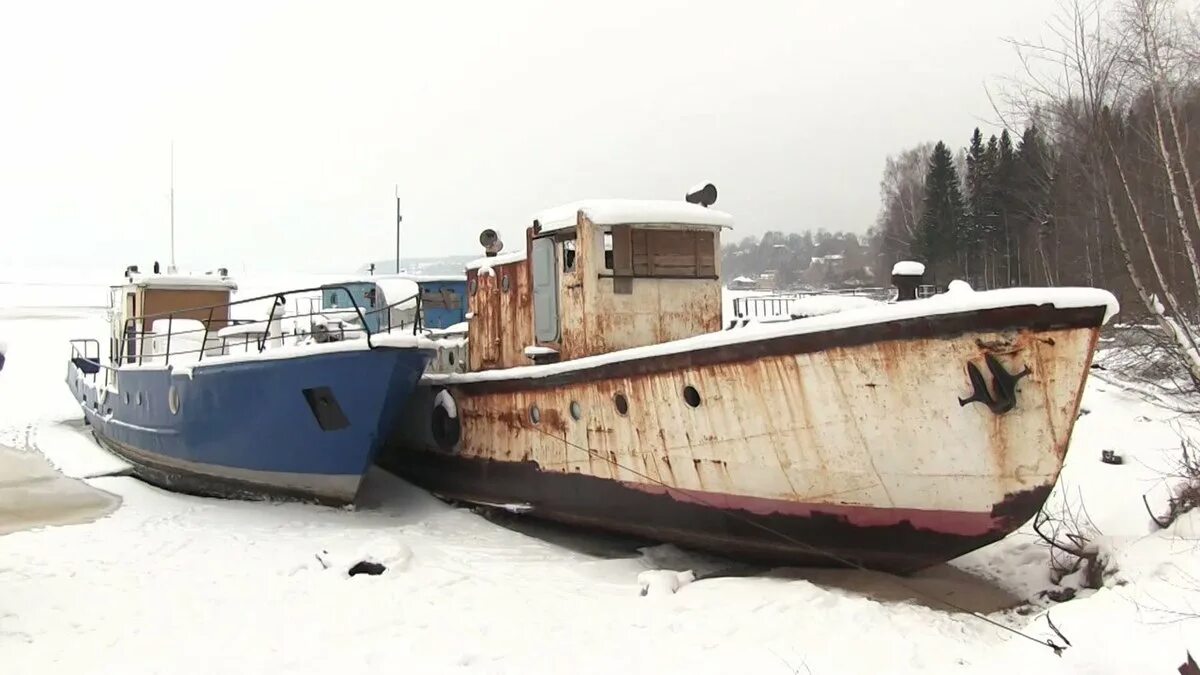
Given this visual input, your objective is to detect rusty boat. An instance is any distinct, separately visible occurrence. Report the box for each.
[380,188,1119,573]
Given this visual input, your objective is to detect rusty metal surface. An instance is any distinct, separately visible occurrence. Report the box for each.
[555,218,723,361]
[466,259,533,371]
[416,321,1099,520]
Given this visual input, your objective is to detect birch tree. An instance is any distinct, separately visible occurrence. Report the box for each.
[1010,0,1200,386]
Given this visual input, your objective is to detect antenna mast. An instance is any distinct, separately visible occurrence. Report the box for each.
[400,184,410,271]
[169,141,176,272]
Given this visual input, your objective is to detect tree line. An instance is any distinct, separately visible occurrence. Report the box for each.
[868,0,1200,321]
[721,230,873,289]
[871,0,1200,387]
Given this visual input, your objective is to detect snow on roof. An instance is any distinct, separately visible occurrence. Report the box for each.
[121,274,238,291]
[372,277,419,303]
[533,199,734,234]
[465,250,527,271]
[892,261,926,276]
[318,276,419,304]
[320,276,382,288]
[425,287,1119,385]
[396,273,468,283]
[811,255,844,264]
[730,276,755,283]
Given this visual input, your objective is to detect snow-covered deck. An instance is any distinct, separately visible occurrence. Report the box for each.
[426,286,1119,384]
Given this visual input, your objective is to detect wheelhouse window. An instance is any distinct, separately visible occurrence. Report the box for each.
[610,227,716,278]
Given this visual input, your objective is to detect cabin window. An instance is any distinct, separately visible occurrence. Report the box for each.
[562,240,577,273]
[422,288,461,310]
[634,229,716,278]
[610,227,716,280]
[603,233,614,271]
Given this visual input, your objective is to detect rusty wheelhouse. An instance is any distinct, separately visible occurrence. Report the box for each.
[381,187,1118,573]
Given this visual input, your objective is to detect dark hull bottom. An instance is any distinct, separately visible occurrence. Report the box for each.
[381,451,1048,574]
[93,432,358,506]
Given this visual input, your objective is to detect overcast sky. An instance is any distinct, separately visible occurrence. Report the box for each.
[0,0,1058,274]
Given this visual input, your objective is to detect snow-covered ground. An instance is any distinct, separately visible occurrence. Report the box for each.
[1,273,1198,674]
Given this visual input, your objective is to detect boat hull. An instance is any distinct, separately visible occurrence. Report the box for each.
[382,302,1106,572]
[68,346,431,505]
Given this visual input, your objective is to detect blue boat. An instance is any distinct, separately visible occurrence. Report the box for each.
[66,267,436,505]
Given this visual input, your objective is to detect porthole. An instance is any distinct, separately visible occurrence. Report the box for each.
[529,404,541,425]
[136,392,143,406]
[168,386,180,415]
[123,392,130,405]
[502,275,511,293]
[469,278,478,295]
[448,351,456,366]
[569,400,582,421]
[613,392,629,416]
[683,385,702,408]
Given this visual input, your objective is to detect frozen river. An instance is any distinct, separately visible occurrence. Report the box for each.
[1,270,1197,674]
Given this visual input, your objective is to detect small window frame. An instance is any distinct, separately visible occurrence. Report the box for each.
[562,238,578,274]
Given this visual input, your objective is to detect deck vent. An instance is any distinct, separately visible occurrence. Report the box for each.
[891,261,926,301]
[685,183,717,208]
[302,387,350,431]
[479,229,503,257]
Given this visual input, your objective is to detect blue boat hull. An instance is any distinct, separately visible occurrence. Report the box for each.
[66,346,432,505]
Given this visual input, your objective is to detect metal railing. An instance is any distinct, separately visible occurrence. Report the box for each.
[730,285,943,320]
[71,285,425,377]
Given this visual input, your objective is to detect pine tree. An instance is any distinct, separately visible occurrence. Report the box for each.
[1015,125,1055,285]
[996,129,1017,285]
[979,134,1000,287]
[963,128,988,284]
[914,141,966,284]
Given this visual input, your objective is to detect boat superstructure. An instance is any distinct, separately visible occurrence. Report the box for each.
[382,189,1118,572]
[67,267,436,504]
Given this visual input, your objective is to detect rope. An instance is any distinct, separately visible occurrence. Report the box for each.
[528,424,1070,655]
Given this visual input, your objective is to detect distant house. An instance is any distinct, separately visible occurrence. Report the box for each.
[757,270,779,291]
[809,254,845,269]
[728,276,757,290]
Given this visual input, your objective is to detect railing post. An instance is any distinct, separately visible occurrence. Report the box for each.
[200,308,213,361]
[259,295,282,353]
[166,315,173,366]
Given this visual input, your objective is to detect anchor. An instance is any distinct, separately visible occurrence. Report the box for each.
[958,353,1031,415]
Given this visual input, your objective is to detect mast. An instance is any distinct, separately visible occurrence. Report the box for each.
[169,141,176,272]
[395,184,402,274]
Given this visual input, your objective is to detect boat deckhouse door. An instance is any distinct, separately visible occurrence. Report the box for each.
[124,291,137,364]
[531,236,560,343]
